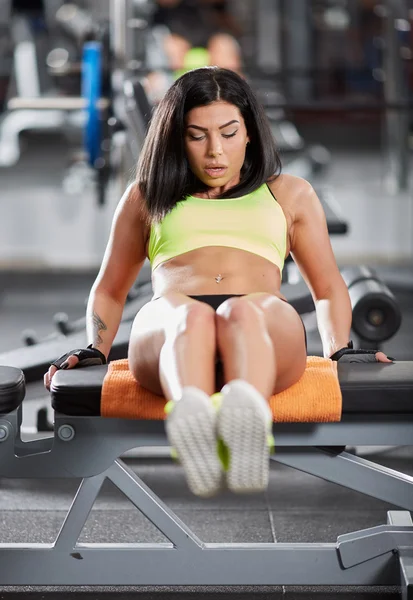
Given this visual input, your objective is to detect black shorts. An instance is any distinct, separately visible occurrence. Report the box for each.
[188,294,308,350]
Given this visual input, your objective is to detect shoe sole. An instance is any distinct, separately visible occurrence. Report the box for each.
[217,385,271,494]
[165,394,223,498]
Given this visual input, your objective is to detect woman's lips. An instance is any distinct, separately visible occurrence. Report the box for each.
[204,167,227,177]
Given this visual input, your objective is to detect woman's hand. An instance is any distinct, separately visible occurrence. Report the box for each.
[371,352,393,363]
[44,345,107,390]
[330,345,394,364]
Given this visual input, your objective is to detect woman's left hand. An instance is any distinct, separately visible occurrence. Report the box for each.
[373,352,393,363]
[330,347,395,363]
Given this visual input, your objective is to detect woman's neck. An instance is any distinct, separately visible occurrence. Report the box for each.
[195,174,241,198]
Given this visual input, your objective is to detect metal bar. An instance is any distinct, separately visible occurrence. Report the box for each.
[270,416,413,447]
[399,549,413,600]
[282,0,312,102]
[107,459,203,550]
[54,472,107,551]
[1,415,412,478]
[338,524,413,567]
[255,0,282,70]
[110,0,127,69]
[0,543,399,586]
[109,0,134,75]
[382,0,410,192]
[7,97,110,111]
[13,435,53,456]
[11,16,40,97]
[271,448,413,510]
[388,512,413,600]
[388,511,413,526]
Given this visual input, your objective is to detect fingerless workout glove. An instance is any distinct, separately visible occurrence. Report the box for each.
[51,344,107,369]
[330,341,378,363]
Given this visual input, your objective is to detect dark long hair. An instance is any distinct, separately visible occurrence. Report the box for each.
[137,67,282,222]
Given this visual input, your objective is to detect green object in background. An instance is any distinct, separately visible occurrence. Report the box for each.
[174,47,210,79]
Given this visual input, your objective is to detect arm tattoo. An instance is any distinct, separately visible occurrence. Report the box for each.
[92,311,107,347]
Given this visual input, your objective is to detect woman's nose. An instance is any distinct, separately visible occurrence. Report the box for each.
[207,136,223,157]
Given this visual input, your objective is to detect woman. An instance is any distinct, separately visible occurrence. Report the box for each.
[45,67,391,498]
[152,0,242,73]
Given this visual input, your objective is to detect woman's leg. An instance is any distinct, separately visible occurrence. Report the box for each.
[214,293,307,493]
[215,293,307,398]
[128,292,222,497]
[128,292,216,401]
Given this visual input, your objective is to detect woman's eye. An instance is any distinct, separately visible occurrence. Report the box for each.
[188,131,238,141]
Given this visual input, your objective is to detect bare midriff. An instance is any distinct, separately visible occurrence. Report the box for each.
[150,246,286,301]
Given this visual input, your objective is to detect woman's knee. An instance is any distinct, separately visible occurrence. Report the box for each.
[216,296,265,328]
[167,300,216,339]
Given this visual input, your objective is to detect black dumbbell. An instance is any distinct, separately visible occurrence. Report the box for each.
[341,266,402,343]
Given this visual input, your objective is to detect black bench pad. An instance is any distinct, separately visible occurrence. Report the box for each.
[49,362,413,417]
[0,366,25,413]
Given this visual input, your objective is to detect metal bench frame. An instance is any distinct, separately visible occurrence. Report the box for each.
[0,403,412,594]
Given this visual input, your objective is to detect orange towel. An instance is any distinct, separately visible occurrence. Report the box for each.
[101,356,341,423]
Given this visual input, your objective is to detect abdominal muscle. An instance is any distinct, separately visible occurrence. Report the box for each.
[149,246,286,300]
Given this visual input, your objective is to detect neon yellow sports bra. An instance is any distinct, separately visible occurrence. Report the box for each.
[148,183,287,272]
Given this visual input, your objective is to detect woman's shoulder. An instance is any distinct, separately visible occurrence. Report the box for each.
[266,174,316,225]
[267,173,313,200]
[123,181,148,211]
[117,182,151,230]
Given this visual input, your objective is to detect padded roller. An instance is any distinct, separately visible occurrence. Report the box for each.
[0,366,25,414]
[341,266,402,343]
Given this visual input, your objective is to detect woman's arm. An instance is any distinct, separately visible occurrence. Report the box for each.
[44,183,149,388]
[282,178,352,358]
[85,291,125,360]
[86,183,149,359]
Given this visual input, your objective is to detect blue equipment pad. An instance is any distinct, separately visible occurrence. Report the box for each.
[82,41,102,166]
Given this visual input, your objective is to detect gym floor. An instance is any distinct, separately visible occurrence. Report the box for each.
[0,133,412,599]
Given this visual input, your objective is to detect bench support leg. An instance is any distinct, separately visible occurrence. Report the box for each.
[271,447,413,510]
[388,511,413,600]
[106,459,204,549]
[55,471,106,551]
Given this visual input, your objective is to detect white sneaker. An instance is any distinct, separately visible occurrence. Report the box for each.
[165,387,223,498]
[217,380,273,494]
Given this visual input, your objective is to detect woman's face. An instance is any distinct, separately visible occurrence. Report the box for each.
[184,101,250,193]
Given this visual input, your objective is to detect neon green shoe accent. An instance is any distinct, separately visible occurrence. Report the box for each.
[216,437,230,472]
[164,400,175,416]
[170,447,179,462]
[165,402,179,461]
[267,433,275,455]
[210,392,223,412]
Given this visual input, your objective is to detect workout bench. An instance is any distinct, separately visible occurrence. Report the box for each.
[0,361,412,594]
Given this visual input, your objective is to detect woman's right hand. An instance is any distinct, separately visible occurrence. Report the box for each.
[44,345,107,390]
